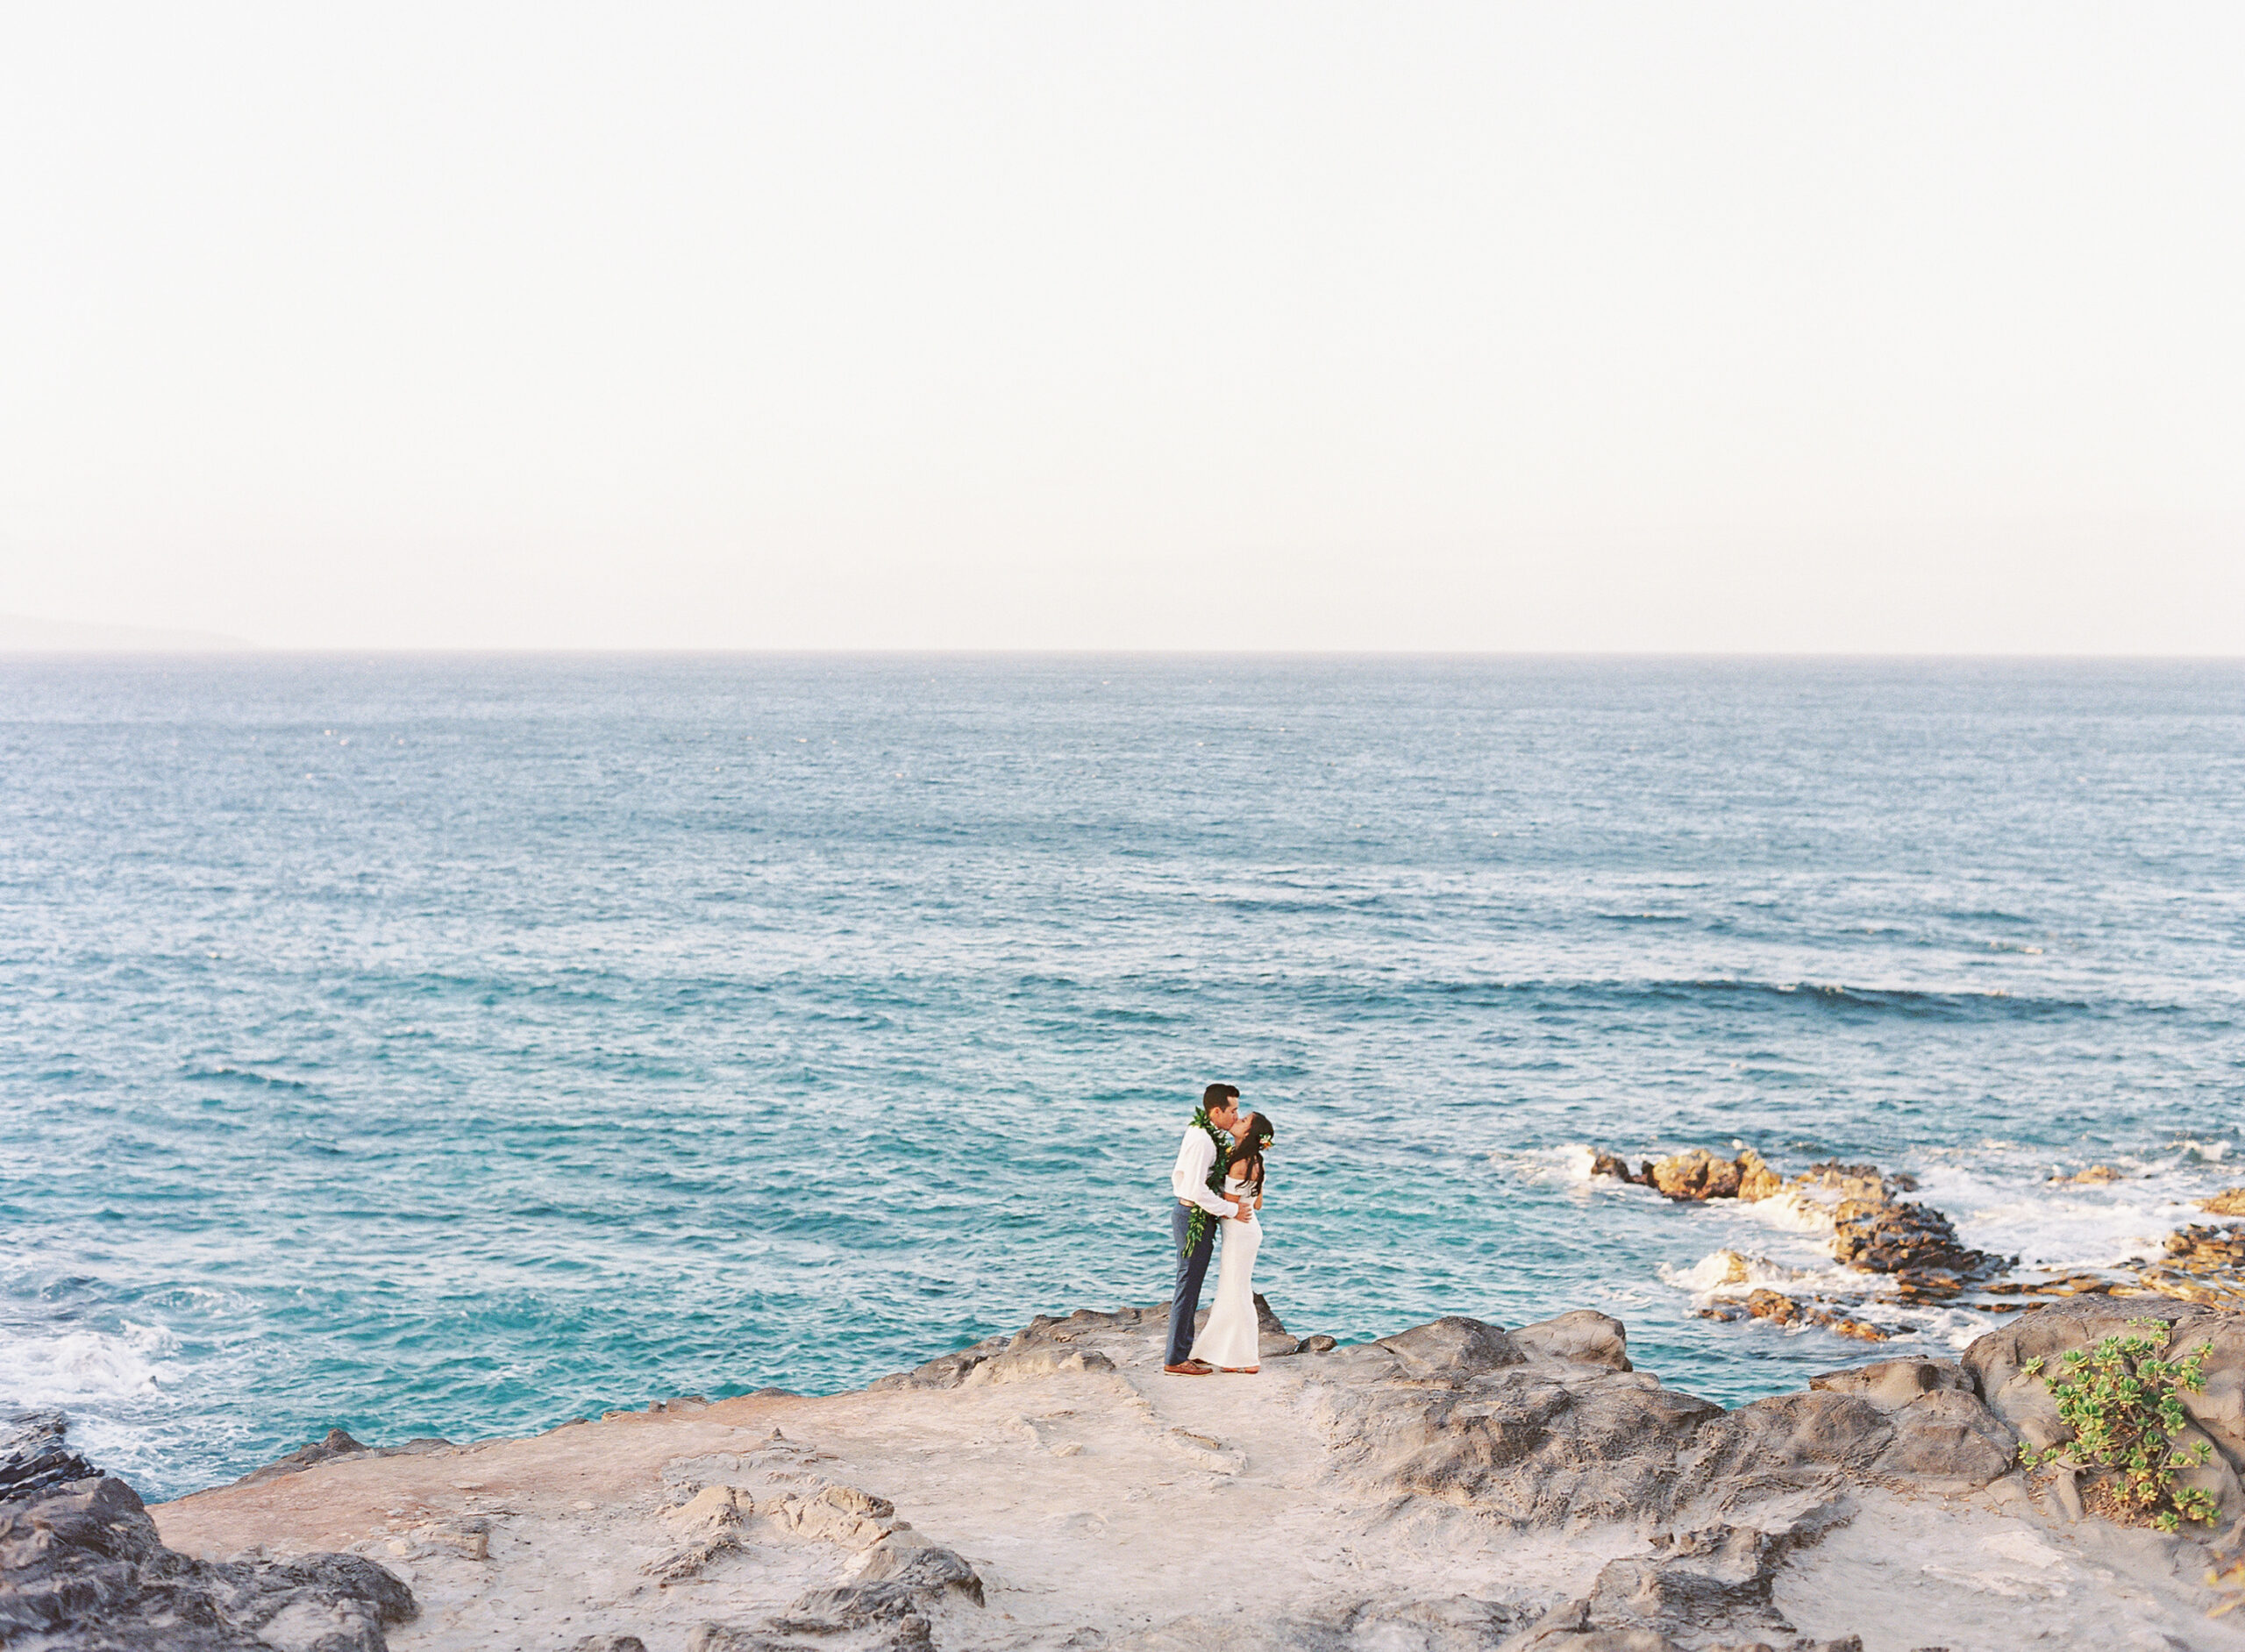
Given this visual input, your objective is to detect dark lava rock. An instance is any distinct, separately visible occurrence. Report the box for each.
[872,1306,1159,1391]
[0,1411,96,1502]
[1324,1359,1726,1527]
[1747,1289,1802,1325]
[1653,1148,1744,1200]
[1798,1159,1916,1195]
[232,1428,458,1489]
[1306,1304,2065,1647]
[1807,1357,1974,1407]
[1588,1150,1643,1184]
[0,1411,414,1651]
[230,1428,366,1488]
[1643,1147,1785,1203]
[1251,1292,1288,1337]
[2168,1223,2245,1271]
[1372,1315,1526,1379]
[1591,1145,1785,1202]
[1831,1197,2004,1282]
[1510,1310,1634,1373]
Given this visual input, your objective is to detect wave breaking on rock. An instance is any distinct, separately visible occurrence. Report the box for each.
[1593,1143,2245,1342]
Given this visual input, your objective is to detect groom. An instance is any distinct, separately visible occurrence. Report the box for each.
[1165,1082,1248,1376]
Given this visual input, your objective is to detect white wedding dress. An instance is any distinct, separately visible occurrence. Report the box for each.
[1189,1173,1262,1370]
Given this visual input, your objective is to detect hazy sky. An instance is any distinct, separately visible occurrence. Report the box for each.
[4,4,2241,651]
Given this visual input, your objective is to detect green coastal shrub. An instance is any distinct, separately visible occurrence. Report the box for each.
[2015,1320,2219,1534]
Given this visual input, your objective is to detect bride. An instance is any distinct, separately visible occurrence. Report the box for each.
[1189,1111,1275,1373]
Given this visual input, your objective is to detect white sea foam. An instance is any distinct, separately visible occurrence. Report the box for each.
[1663,1248,1894,1302]
[1910,1303,2002,1353]
[0,1320,208,1494]
[1911,1154,2215,1273]
[1664,1253,1738,1294]
[1664,1250,1814,1295]
[1743,1190,1838,1235]
[1505,1143,1634,1190]
[0,1322,175,1407]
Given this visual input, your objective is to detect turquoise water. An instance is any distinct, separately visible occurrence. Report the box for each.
[4,655,2241,1500]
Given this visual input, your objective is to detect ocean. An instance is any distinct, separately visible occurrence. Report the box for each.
[4,654,2241,1501]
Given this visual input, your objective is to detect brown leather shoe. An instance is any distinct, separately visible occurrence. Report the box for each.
[1163,1360,1216,1376]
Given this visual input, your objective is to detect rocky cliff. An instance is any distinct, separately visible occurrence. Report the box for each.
[0,1411,412,1649]
[9,1296,2245,1651]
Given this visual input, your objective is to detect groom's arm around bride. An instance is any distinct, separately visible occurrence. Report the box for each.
[1164,1082,1245,1376]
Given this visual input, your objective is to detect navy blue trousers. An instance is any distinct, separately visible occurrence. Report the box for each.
[1166,1202,1217,1366]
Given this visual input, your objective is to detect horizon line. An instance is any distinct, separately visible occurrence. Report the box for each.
[5,645,2245,663]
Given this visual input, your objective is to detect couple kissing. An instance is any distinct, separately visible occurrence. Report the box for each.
[1165,1081,1278,1376]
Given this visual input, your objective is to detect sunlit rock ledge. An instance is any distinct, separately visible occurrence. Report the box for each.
[10,1298,2245,1652]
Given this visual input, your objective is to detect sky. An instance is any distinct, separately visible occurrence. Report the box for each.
[3,3,2241,652]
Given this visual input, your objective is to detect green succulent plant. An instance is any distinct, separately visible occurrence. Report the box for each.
[2013,1321,2217,1534]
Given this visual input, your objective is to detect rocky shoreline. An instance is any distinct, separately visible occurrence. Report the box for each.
[11,1284,2245,1652]
[1589,1145,2245,1335]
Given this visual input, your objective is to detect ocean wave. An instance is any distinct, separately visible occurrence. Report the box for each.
[1910,1157,2213,1273]
[1664,1250,1815,1295]
[1743,1190,1838,1235]
[181,1065,318,1091]
[1519,1144,1635,1188]
[1422,975,2099,1022]
[1651,979,2094,1021]
[1197,894,1389,915]
[0,1321,175,1407]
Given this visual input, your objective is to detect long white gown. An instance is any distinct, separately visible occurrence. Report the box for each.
[1189,1172,1263,1370]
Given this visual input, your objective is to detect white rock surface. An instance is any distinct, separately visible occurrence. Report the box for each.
[148,1305,2245,1652]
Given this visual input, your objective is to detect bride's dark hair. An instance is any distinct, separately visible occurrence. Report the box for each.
[1229,1112,1275,1182]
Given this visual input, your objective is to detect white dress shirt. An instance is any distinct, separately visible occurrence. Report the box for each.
[1171,1123,1237,1217]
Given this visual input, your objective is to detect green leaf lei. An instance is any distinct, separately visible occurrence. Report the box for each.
[1181,1106,1233,1257]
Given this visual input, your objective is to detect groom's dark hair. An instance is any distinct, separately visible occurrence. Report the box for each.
[1202,1083,1240,1110]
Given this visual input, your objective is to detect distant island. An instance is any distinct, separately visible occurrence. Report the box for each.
[0,611,259,653]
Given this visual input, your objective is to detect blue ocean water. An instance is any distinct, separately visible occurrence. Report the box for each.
[3,654,2241,1501]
